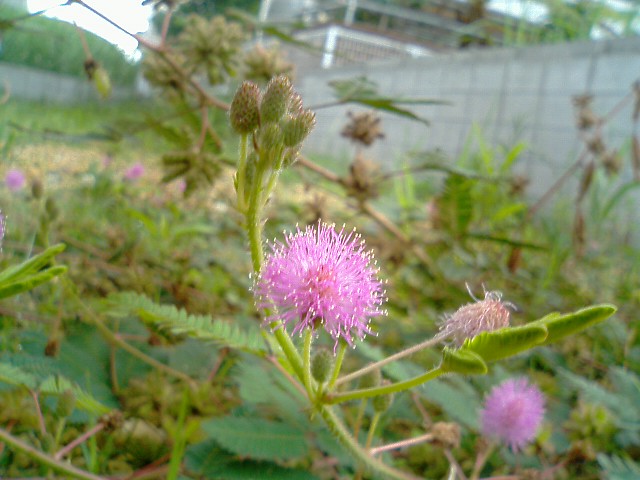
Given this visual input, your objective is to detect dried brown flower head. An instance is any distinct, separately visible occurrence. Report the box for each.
[344,153,381,203]
[341,111,385,147]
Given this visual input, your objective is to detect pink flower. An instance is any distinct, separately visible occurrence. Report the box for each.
[124,162,145,181]
[440,285,512,346]
[5,169,26,191]
[254,221,386,350]
[480,378,545,451]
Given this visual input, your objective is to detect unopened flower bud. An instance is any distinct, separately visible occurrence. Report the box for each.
[282,110,316,147]
[311,348,333,383]
[372,380,393,412]
[258,123,284,153]
[358,368,381,389]
[230,81,261,134]
[55,389,76,418]
[45,198,59,220]
[282,147,300,168]
[260,75,292,124]
[31,179,44,199]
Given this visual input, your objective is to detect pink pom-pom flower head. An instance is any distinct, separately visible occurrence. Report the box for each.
[123,162,145,181]
[480,378,545,451]
[5,169,26,191]
[253,221,386,351]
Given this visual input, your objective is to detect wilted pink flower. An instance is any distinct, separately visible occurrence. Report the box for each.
[124,162,145,181]
[440,285,512,346]
[480,378,545,451]
[254,221,386,350]
[5,169,26,191]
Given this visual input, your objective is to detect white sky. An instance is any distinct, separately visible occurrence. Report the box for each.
[27,0,153,59]
[26,0,639,58]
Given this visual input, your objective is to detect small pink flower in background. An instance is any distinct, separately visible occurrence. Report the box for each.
[5,169,26,191]
[124,162,145,181]
[440,285,513,345]
[254,221,386,350]
[102,154,114,168]
[480,378,545,451]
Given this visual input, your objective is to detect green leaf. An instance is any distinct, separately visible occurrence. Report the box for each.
[0,363,110,416]
[438,174,475,238]
[327,77,445,125]
[421,377,481,429]
[106,292,265,353]
[235,360,307,424]
[598,454,640,480]
[0,243,66,286]
[0,265,67,300]
[202,416,309,461]
[527,304,616,345]
[39,375,111,416]
[0,361,38,389]
[601,181,640,220]
[461,323,548,363]
[440,347,488,375]
[185,439,318,480]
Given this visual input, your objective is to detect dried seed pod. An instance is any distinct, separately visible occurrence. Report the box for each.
[633,80,640,122]
[507,247,522,274]
[573,210,586,255]
[430,422,461,449]
[601,149,620,176]
[586,135,605,156]
[577,160,595,202]
[632,135,640,181]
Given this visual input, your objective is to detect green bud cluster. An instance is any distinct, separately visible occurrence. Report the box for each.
[231,75,315,211]
[229,75,316,152]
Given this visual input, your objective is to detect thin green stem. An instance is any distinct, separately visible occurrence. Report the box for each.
[236,134,249,212]
[326,366,444,404]
[245,165,305,381]
[352,398,367,441]
[366,412,381,450]
[303,329,315,400]
[317,406,421,480]
[328,341,347,390]
[336,333,446,387]
[0,427,105,480]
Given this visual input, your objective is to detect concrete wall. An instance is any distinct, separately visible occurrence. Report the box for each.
[296,37,640,196]
[0,62,138,103]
